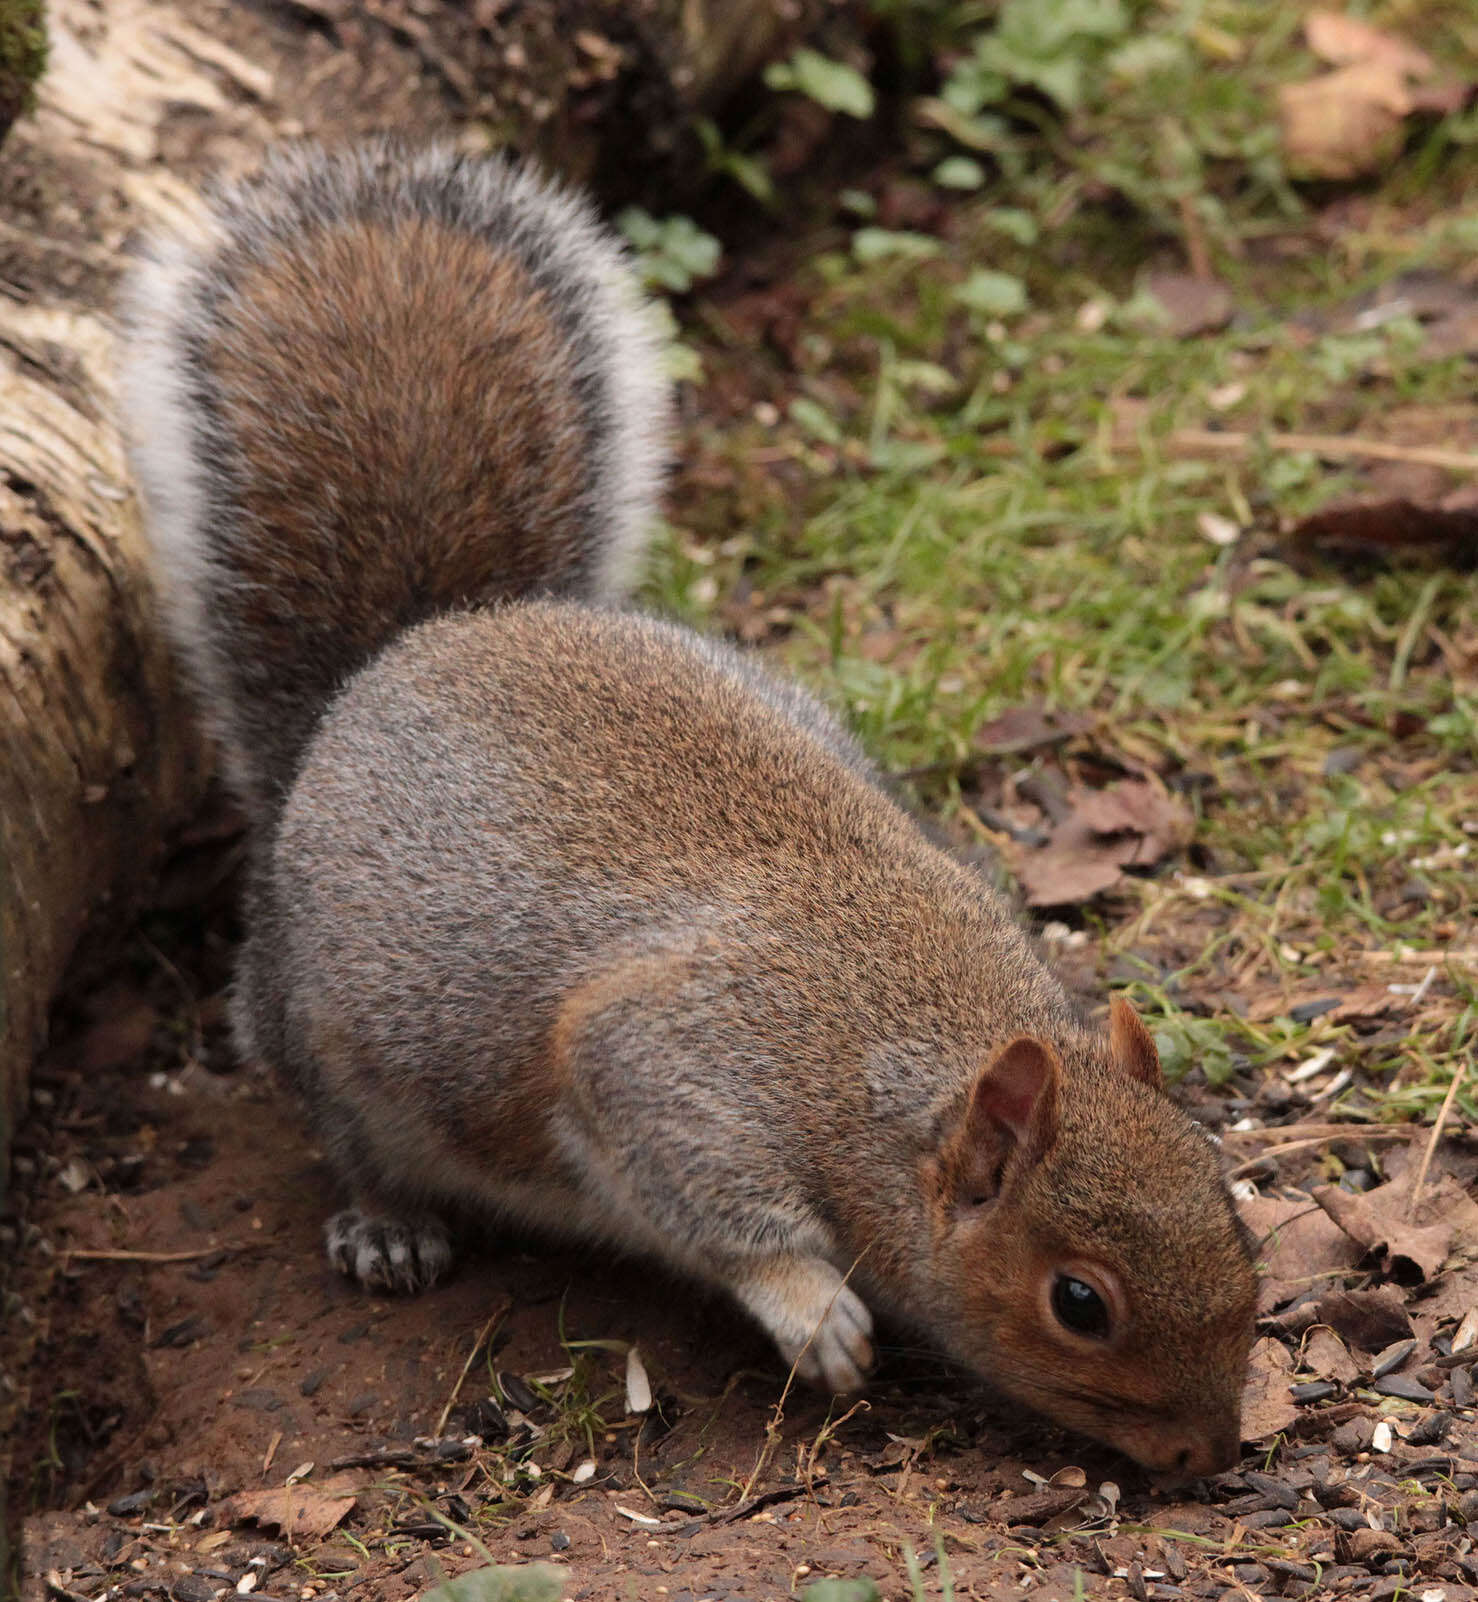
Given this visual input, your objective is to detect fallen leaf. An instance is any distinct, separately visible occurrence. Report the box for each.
[1072,782,1189,860]
[1240,1192,1364,1311]
[1338,1527,1402,1565]
[1140,271,1234,338]
[1011,842,1125,907]
[1313,1286,1413,1351]
[226,1476,359,1539]
[1241,1336,1298,1443]
[1279,62,1412,182]
[997,1486,1089,1526]
[1313,1170,1478,1282]
[1291,499,1478,568]
[1246,983,1405,1026]
[1280,12,1468,181]
[1328,984,1403,1025]
[975,703,1094,756]
[1300,1325,1360,1384]
[1007,778,1193,907]
[1304,9,1434,77]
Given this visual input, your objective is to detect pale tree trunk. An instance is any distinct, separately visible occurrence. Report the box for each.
[0,0,832,1166]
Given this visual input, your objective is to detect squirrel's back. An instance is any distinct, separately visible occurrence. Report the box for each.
[119,141,668,820]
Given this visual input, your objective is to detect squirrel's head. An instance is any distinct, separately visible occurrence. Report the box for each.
[925,998,1257,1477]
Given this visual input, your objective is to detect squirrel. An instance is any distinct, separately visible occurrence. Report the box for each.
[118,141,1257,1477]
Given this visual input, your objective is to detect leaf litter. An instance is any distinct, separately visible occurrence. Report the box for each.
[1279,8,1470,181]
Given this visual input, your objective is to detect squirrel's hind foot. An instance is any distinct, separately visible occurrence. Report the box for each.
[325,1207,453,1293]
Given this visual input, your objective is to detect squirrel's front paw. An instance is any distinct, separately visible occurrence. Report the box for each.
[731,1256,875,1394]
[325,1208,452,1293]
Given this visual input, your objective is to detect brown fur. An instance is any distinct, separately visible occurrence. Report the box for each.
[205,215,595,803]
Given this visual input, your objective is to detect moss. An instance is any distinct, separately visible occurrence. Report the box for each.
[0,0,46,143]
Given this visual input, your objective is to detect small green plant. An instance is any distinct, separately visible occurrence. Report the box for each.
[764,47,875,119]
[616,208,722,294]
[421,1563,564,1602]
[0,0,46,135]
[801,1578,881,1602]
[942,0,1129,116]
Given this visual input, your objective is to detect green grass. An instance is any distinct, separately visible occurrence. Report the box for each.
[645,0,1478,1116]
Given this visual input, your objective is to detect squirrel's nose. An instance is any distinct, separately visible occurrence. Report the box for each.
[1171,1426,1242,1477]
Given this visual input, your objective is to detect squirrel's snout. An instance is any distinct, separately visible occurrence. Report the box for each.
[1154,1423,1242,1479]
[1121,1413,1243,1478]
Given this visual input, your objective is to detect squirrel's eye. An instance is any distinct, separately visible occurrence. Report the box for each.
[1051,1273,1111,1339]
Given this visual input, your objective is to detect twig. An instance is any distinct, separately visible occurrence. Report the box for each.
[1407,1061,1466,1222]
[1356,948,1478,964]
[709,1473,830,1526]
[739,1249,869,1503]
[1221,1121,1405,1144]
[328,1442,471,1471]
[1155,427,1478,473]
[62,1244,241,1263]
[433,1298,511,1438]
[1176,191,1212,283]
[1227,1127,1412,1179]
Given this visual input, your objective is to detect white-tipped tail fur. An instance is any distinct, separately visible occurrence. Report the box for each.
[116,139,671,818]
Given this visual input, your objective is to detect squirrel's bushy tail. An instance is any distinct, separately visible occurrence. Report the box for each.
[118,140,670,824]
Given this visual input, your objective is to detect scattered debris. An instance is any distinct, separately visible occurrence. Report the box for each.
[625,1344,653,1415]
[225,1475,360,1539]
[1003,778,1193,907]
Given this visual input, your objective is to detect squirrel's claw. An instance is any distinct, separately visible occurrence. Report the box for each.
[732,1255,875,1395]
[325,1207,453,1294]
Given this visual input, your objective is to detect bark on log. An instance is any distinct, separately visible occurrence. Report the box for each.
[0,0,832,1167]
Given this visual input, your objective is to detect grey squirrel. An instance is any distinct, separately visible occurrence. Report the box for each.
[118,141,1256,1476]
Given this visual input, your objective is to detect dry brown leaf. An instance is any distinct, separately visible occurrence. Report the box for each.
[1008,778,1192,907]
[1245,984,1401,1025]
[1328,984,1404,1024]
[1241,1336,1298,1443]
[1012,842,1127,907]
[227,1475,359,1539]
[1300,1324,1360,1383]
[1073,781,1190,861]
[975,703,1093,756]
[1312,1170,1478,1282]
[1313,1286,1413,1351]
[1240,1191,1363,1311]
[1140,272,1234,338]
[1281,12,1468,181]
[1304,9,1434,77]
[1279,62,1412,181]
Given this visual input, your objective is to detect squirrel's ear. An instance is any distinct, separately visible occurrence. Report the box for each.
[1109,996,1163,1091]
[956,1037,1060,1202]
